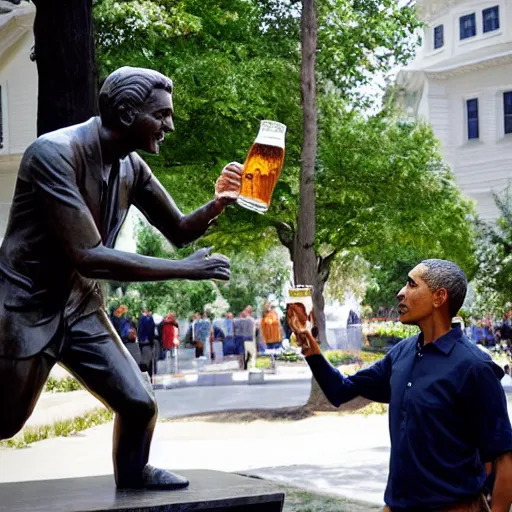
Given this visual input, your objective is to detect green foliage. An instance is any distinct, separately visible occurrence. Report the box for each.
[324,349,385,367]
[0,408,114,449]
[317,0,421,103]
[276,351,303,363]
[94,0,475,316]
[372,323,419,339]
[109,223,291,318]
[317,110,476,312]
[108,223,217,317]
[217,246,291,314]
[45,376,83,393]
[470,185,512,317]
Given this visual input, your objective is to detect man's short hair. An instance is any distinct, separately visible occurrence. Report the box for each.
[420,259,467,317]
[99,66,173,129]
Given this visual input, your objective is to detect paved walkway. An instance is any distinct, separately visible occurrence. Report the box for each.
[0,412,391,506]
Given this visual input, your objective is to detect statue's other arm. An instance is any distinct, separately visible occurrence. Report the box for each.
[29,142,229,282]
[132,156,239,248]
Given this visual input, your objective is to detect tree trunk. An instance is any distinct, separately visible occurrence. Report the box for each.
[32,0,97,136]
[295,0,318,322]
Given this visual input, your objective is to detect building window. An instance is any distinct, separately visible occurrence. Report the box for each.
[460,13,477,39]
[434,25,444,49]
[504,92,512,135]
[483,6,500,33]
[467,98,479,139]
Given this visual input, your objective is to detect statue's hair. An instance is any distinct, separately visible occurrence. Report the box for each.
[420,259,467,316]
[99,66,173,129]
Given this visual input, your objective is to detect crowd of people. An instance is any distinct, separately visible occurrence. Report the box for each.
[108,301,296,377]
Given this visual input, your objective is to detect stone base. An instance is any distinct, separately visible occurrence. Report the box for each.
[248,370,265,385]
[0,470,285,512]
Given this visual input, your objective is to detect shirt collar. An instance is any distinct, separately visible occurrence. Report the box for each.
[416,327,462,355]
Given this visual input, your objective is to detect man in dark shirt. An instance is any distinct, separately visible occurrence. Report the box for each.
[0,67,242,489]
[290,259,512,511]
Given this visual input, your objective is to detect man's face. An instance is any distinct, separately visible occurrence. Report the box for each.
[396,264,437,325]
[128,88,174,154]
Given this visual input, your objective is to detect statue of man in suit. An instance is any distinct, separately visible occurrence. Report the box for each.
[0,66,242,489]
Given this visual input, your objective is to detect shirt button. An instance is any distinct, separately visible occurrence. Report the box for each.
[407,382,412,388]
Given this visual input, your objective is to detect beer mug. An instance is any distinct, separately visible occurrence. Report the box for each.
[286,286,313,349]
[237,120,287,214]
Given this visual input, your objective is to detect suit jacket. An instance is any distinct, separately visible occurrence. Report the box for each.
[0,117,167,359]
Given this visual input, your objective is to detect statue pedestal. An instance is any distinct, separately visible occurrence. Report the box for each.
[0,470,285,511]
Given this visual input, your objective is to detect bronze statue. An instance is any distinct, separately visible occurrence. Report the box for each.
[0,67,242,489]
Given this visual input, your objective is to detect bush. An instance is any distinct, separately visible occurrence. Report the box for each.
[325,349,385,367]
[276,351,302,363]
[372,323,419,339]
[45,376,82,393]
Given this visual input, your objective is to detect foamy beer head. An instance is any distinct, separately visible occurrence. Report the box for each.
[237,120,287,214]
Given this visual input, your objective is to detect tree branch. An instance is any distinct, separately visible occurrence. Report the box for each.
[274,221,295,251]
[317,250,337,284]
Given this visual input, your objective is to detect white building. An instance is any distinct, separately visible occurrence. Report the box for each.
[396,0,512,220]
[0,1,37,239]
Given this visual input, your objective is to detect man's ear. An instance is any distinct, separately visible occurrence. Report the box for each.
[433,288,449,310]
[118,103,136,128]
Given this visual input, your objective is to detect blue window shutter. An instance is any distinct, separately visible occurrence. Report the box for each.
[434,25,444,49]
[467,99,479,140]
[504,92,512,135]
[483,6,500,33]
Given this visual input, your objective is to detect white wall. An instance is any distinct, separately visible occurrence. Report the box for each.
[418,0,511,66]
[426,63,512,220]
[0,29,37,239]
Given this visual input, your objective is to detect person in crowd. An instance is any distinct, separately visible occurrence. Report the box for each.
[261,302,283,350]
[222,312,235,355]
[160,312,180,374]
[195,312,211,359]
[111,304,128,338]
[137,308,156,377]
[210,315,226,361]
[233,312,245,367]
[242,306,257,369]
[289,259,512,512]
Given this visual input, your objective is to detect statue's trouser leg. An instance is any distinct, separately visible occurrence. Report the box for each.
[0,352,55,440]
[60,310,157,487]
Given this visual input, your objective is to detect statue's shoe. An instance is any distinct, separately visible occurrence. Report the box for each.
[141,465,189,490]
[117,465,189,490]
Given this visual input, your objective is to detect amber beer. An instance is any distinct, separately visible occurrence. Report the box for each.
[286,286,313,349]
[237,120,287,214]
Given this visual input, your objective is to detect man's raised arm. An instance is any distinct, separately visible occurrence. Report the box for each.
[30,144,230,283]
[133,157,242,248]
[290,316,392,407]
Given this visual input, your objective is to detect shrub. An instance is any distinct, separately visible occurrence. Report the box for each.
[45,376,82,393]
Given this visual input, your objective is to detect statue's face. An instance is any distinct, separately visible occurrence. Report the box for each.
[128,88,174,154]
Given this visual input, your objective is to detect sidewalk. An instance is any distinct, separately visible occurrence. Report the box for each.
[18,363,310,432]
[152,363,312,389]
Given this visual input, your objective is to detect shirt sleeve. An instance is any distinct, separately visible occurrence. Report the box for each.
[27,139,102,255]
[466,360,512,462]
[306,352,392,407]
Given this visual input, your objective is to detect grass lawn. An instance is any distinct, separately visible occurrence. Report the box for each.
[282,486,381,512]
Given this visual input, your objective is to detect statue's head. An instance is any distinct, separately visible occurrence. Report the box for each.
[397,259,467,325]
[99,66,174,154]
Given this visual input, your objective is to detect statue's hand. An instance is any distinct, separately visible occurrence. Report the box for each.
[183,247,231,281]
[215,162,243,206]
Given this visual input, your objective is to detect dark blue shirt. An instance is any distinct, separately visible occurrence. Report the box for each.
[307,328,512,510]
[137,314,155,345]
